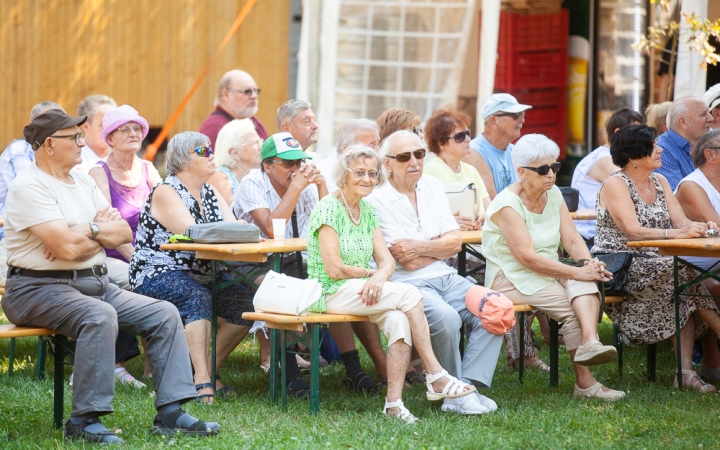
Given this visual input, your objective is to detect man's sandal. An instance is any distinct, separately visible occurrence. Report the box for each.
[150,408,220,436]
[425,369,476,401]
[342,371,380,394]
[383,400,419,424]
[195,382,215,404]
[214,374,237,397]
[64,417,124,444]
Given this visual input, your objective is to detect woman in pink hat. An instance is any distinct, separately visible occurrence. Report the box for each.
[89,104,162,383]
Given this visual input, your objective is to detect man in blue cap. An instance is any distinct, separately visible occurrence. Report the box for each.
[465,93,532,199]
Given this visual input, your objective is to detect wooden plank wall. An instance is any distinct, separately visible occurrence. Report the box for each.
[0,0,290,148]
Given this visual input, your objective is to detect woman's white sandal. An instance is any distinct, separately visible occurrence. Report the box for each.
[425,369,476,401]
[383,400,419,424]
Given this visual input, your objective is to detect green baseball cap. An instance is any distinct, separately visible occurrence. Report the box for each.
[260,132,308,160]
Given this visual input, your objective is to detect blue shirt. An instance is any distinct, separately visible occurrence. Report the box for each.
[655,128,694,191]
[469,134,517,194]
[0,140,35,239]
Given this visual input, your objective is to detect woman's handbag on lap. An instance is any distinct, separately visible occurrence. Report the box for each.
[444,182,477,220]
[591,252,634,296]
[253,271,322,317]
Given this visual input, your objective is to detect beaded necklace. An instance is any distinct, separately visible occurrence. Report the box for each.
[339,188,361,226]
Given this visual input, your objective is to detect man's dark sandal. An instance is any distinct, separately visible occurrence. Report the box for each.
[195,382,215,403]
[342,371,380,394]
[214,374,237,397]
[150,408,220,437]
[287,374,310,398]
[64,417,124,444]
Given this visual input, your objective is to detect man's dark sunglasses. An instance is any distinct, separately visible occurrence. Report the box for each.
[494,111,525,121]
[272,158,304,169]
[385,148,426,163]
[522,162,561,176]
[449,130,471,144]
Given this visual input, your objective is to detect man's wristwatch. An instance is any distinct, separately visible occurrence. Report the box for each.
[89,222,100,240]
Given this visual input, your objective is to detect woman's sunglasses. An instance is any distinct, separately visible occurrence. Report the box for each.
[522,162,561,176]
[190,146,213,157]
[449,130,471,144]
[384,148,426,163]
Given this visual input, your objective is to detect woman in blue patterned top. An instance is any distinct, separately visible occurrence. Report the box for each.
[306,145,476,423]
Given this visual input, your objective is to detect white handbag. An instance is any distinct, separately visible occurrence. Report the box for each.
[444,182,477,220]
[253,270,323,317]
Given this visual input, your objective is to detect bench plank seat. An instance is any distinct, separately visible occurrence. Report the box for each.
[0,324,55,339]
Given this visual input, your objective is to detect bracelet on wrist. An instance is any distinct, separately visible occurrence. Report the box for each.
[664,228,669,239]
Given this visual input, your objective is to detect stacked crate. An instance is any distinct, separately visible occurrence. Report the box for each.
[493,9,569,159]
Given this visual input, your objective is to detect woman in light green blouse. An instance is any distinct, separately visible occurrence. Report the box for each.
[482,133,625,402]
[307,145,476,424]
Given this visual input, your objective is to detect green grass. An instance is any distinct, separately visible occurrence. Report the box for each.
[0,314,718,449]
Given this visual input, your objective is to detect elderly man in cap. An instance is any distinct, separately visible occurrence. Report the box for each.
[200,69,268,147]
[1,110,220,444]
[655,96,714,190]
[705,84,720,129]
[368,130,505,415]
[465,93,532,199]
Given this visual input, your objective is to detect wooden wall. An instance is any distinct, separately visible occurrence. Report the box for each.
[0,0,290,148]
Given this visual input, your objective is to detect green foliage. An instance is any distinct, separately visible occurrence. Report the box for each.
[0,316,718,449]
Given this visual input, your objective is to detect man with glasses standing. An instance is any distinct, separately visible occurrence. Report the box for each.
[368,130,504,415]
[465,93,532,199]
[200,69,268,147]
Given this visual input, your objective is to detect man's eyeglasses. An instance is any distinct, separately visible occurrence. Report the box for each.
[190,146,213,157]
[272,158,304,169]
[116,125,144,136]
[494,111,525,121]
[522,162,561,176]
[449,130,471,144]
[347,168,380,179]
[384,148,426,163]
[229,88,261,96]
[50,133,84,145]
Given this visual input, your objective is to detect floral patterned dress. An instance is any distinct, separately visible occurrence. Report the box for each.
[593,172,718,345]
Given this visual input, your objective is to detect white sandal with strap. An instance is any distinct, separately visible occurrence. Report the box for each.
[425,369,476,401]
[383,399,419,424]
[674,369,718,393]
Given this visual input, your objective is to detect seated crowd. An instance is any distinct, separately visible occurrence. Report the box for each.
[1,69,720,444]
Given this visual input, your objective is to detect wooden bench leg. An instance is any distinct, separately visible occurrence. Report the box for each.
[36,337,47,380]
[309,324,320,414]
[518,312,525,384]
[269,328,279,404]
[8,338,15,376]
[613,325,623,378]
[647,343,656,382]
[549,318,559,387]
[53,335,67,429]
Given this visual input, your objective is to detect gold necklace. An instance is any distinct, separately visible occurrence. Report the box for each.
[339,188,361,225]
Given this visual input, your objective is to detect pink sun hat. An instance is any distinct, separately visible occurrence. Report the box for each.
[101,104,150,145]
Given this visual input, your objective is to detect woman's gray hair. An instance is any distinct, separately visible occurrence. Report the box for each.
[166,131,210,174]
[214,119,258,169]
[693,129,720,168]
[336,119,379,154]
[333,144,386,188]
[511,134,560,170]
[276,99,312,130]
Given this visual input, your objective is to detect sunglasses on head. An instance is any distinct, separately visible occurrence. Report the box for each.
[190,146,213,157]
[494,111,525,121]
[522,162,561,176]
[384,148,426,163]
[449,130,471,144]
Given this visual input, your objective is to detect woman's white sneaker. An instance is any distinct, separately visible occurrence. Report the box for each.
[441,393,491,415]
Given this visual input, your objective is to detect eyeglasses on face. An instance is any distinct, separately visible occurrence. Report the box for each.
[272,158,304,169]
[116,125,143,136]
[522,162,561,176]
[494,111,525,121]
[239,139,263,150]
[229,88,261,96]
[384,148,426,163]
[50,132,84,145]
[449,130,471,144]
[190,146,213,157]
[347,168,380,179]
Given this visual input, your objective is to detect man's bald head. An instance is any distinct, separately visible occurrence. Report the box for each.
[216,70,259,120]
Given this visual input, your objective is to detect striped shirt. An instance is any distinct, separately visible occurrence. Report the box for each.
[232,168,318,239]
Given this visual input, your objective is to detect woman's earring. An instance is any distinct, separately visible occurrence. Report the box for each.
[633,162,637,169]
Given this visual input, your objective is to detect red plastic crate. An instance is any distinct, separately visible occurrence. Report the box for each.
[497,10,569,53]
[511,87,565,108]
[495,50,568,90]
[520,123,567,160]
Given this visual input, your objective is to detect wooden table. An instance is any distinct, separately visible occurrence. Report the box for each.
[570,209,596,221]
[161,238,306,394]
[627,237,720,388]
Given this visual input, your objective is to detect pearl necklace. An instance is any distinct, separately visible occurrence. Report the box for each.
[339,188,361,226]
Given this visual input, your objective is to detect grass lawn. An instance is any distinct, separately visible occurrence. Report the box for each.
[0,314,718,449]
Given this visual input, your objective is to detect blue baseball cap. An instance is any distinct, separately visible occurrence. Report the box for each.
[481,93,532,120]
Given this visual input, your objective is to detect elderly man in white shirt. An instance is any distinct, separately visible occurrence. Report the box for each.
[317,119,381,193]
[368,130,504,415]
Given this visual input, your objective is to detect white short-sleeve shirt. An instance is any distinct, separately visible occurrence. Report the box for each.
[5,163,109,270]
[367,174,459,282]
[232,168,318,239]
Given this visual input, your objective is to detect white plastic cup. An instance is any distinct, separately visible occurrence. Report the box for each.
[272,218,287,240]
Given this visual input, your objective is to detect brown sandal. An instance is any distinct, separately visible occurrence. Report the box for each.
[673,370,718,393]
